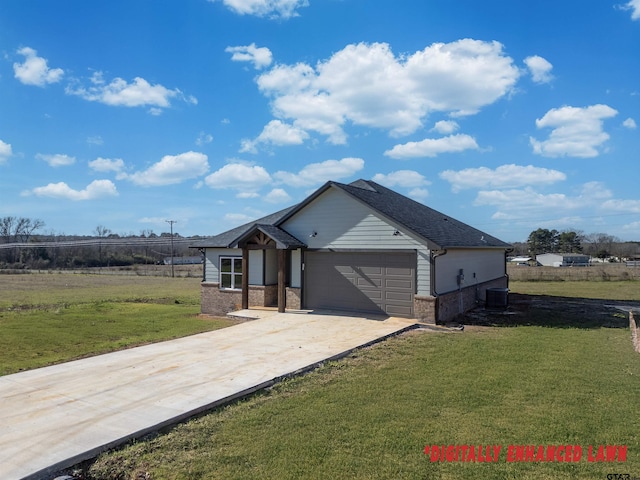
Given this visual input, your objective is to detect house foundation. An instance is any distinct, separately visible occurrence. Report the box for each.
[435,276,509,323]
[202,277,509,323]
[201,283,278,316]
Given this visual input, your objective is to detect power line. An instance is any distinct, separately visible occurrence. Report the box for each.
[0,236,199,251]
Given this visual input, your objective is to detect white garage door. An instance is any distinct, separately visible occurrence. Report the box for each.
[304,252,415,318]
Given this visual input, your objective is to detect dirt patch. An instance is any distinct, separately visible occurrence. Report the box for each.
[461,293,640,329]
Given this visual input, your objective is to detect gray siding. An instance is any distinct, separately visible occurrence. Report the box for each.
[290,249,302,288]
[435,248,506,294]
[204,248,239,282]
[281,188,431,295]
[249,250,263,285]
[204,248,264,286]
[264,249,277,285]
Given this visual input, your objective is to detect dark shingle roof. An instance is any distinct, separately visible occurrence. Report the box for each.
[190,205,298,248]
[233,224,306,249]
[192,179,510,250]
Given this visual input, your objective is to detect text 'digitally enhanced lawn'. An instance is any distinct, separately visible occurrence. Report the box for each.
[80,280,640,480]
[0,272,235,375]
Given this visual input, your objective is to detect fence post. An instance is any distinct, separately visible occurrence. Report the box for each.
[631,311,640,353]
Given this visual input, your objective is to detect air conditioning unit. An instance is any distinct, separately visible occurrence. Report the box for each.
[486,287,509,308]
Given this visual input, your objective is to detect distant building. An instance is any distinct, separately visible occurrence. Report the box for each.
[509,256,532,265]
[163,256,203,265]
[536,253,590,267]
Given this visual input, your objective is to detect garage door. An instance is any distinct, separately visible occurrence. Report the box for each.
[304,252,415,318]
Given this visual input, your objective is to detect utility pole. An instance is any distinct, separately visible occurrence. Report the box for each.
[166,220,177,278]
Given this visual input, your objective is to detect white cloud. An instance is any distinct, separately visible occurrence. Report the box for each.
[36,153,76,167]
[408,188,429,200]
[86,135,104,146]
[237,192,260,199]
[0,140,13,164]
[621,0,640,20]
[240,120,310,153]
[196,132,214,146]
[580,181,613,200]
[205,163,272,191]
[530,104,618,158]
[623,117,637,129]
[431,120,459,135]
[623,221,640,232]
[88,157,125,173]
[274,157,364,187]
[524,55,554,84]
[440,164,566,192]
[226,43,273,69]
[13,47,64,86]
[372,170,430,188]
[26,180,118,201]
[601,198,640,213]
[264,188,292,203]
[384,134,479,159]
[210,0,309,19]
[66,72,195,112]
[121,151,209,186]
[475,181,616,223]
[256,39,520,144]
[475,187,580,210]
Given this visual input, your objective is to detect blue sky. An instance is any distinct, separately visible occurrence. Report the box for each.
[1,0,639,242]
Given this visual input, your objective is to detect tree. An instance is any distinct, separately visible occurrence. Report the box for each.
[527,228,558,256]
[583,232,619,258]
[0,216,45,264]
[0,216,44,243]
[557,231,583,253]
[94,225,112,238]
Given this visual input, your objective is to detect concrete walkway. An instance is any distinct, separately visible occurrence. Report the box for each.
[0,310,418,480]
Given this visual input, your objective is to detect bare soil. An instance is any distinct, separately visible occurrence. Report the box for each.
[462,293,640,329]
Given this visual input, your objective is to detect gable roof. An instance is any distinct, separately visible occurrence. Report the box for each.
[192,179,510,250]
[279,180,510,249]
[233,224,307,249]
[190,205,299,248]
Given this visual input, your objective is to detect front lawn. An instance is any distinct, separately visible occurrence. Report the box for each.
[0,273,234,375]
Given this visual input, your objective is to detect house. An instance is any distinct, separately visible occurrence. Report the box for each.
[191,180,511,323]
[536,253,590,267]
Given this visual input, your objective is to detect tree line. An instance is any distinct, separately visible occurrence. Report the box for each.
[513,228,639,259]
[0,216,199,269]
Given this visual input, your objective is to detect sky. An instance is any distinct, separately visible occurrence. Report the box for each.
[1,0,639,243]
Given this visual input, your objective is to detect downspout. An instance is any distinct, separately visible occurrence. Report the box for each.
[505,247,514,288]
[198,248,206,282]
[430,248,447,323]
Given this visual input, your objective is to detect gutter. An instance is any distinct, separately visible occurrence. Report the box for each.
[430,249,448,322]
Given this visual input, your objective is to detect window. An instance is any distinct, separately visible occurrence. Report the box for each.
[220,257,243,290]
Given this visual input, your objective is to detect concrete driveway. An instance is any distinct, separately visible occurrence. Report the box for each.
[0,310,418,480]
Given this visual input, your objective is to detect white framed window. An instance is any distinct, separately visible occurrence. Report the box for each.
[220,256,243,290]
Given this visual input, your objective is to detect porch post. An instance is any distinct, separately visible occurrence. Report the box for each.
[278,248,286,313]
[241,248,249,310]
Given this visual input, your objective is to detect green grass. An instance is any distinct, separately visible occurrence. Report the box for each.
[0,273,234,375]
[86,326,640,480]
[0,272,202,309]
